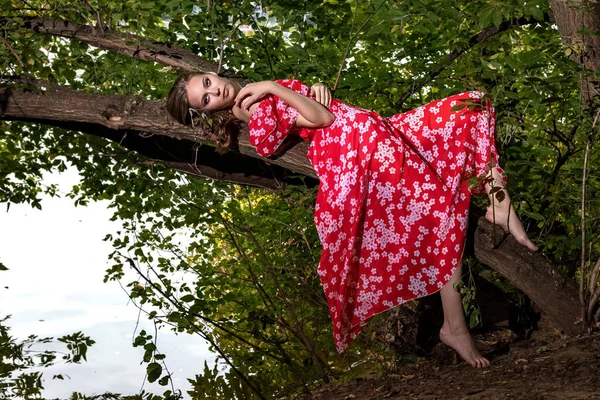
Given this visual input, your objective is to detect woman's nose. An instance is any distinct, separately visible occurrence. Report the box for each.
[208,87,221,96]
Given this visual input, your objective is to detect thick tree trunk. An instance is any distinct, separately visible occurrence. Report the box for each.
[474,217,581,335]
[549,0,600,101]
[0,84,317,189]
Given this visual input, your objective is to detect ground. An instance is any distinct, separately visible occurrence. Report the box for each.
[295,331,600,399]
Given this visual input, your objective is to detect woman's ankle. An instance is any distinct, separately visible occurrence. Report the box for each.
[441,321,469,336]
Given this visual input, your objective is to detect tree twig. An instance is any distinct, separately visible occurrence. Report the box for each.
[80,0,107,33]
[580,137,590,317]
[581,108,599,323]
[0,35,25,71]
[589,256,600,296]
[250,12,275,79]
[333,0,388,92]
[587,258,600,324]
[123,255,269,400]
[217,22,240,75]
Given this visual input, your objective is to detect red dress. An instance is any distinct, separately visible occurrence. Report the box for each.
[248,79,503,353]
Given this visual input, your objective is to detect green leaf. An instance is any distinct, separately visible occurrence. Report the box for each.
[479,7,496,28]
[469,311,480,329]
[530,6,544,21]
[147,362,162,383]
[180,294,196,302]
[492,10,503,27]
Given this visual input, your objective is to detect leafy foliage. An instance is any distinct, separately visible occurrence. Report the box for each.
[1,0,600,398]
[0,315,95,399]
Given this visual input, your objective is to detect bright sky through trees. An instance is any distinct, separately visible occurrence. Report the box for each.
[0,168,213,398]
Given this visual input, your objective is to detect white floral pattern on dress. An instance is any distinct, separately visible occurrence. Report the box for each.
[248,80,504,353]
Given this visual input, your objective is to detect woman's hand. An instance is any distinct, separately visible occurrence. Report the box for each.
[310,82,332,108]
[234,81,276,111]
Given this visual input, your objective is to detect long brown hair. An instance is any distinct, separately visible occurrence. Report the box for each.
[167,72,240,152]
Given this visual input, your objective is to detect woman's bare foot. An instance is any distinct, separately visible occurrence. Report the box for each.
[485,204,538,251]
[439,325,490,368]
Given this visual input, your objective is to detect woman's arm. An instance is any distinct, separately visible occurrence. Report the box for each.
[234,81,335,128]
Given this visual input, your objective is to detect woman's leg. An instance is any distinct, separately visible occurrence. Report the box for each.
[439,263,491,368]
[439,165,537,367]
[485,167,538,251]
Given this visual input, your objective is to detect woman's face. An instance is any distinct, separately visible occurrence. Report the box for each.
[187,73,238,111]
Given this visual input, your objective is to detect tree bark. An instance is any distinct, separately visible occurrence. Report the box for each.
[474,217,582,335]
[13,17,220,73]
[549,0,600,101]
[0,84,317,189]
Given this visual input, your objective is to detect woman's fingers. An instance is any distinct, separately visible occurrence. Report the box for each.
[234,88,249,108]
[236,90,258,110]
[310,86,323,104]
[235,81,273,110]
[310,83,332,108]
[242,95,257,111]
[316,90,331,107]
[238,94,254,111]
[323,88,331,108]
[317,88,325,105]
[234,83,255,108]
[312,87,320,103]
[321,85,332,108]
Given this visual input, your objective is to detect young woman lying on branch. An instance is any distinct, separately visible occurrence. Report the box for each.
[167,72,538,368]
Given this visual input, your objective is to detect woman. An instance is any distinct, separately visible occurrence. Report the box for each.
[167,72,538,368]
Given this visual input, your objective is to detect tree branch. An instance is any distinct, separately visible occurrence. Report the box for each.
[0,83,318,189]
[79,0,107,33]
[396,15,549,109]
[0,35,25,71]
[474,216,582,335]
[587,258,600,324]
[12,16,219,72]
[580,138,591,319]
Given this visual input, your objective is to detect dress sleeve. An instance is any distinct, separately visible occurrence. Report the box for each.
[248,79,310,157]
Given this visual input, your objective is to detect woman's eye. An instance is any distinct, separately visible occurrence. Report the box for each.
[203,95,209,106]
[205,77,210,87]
